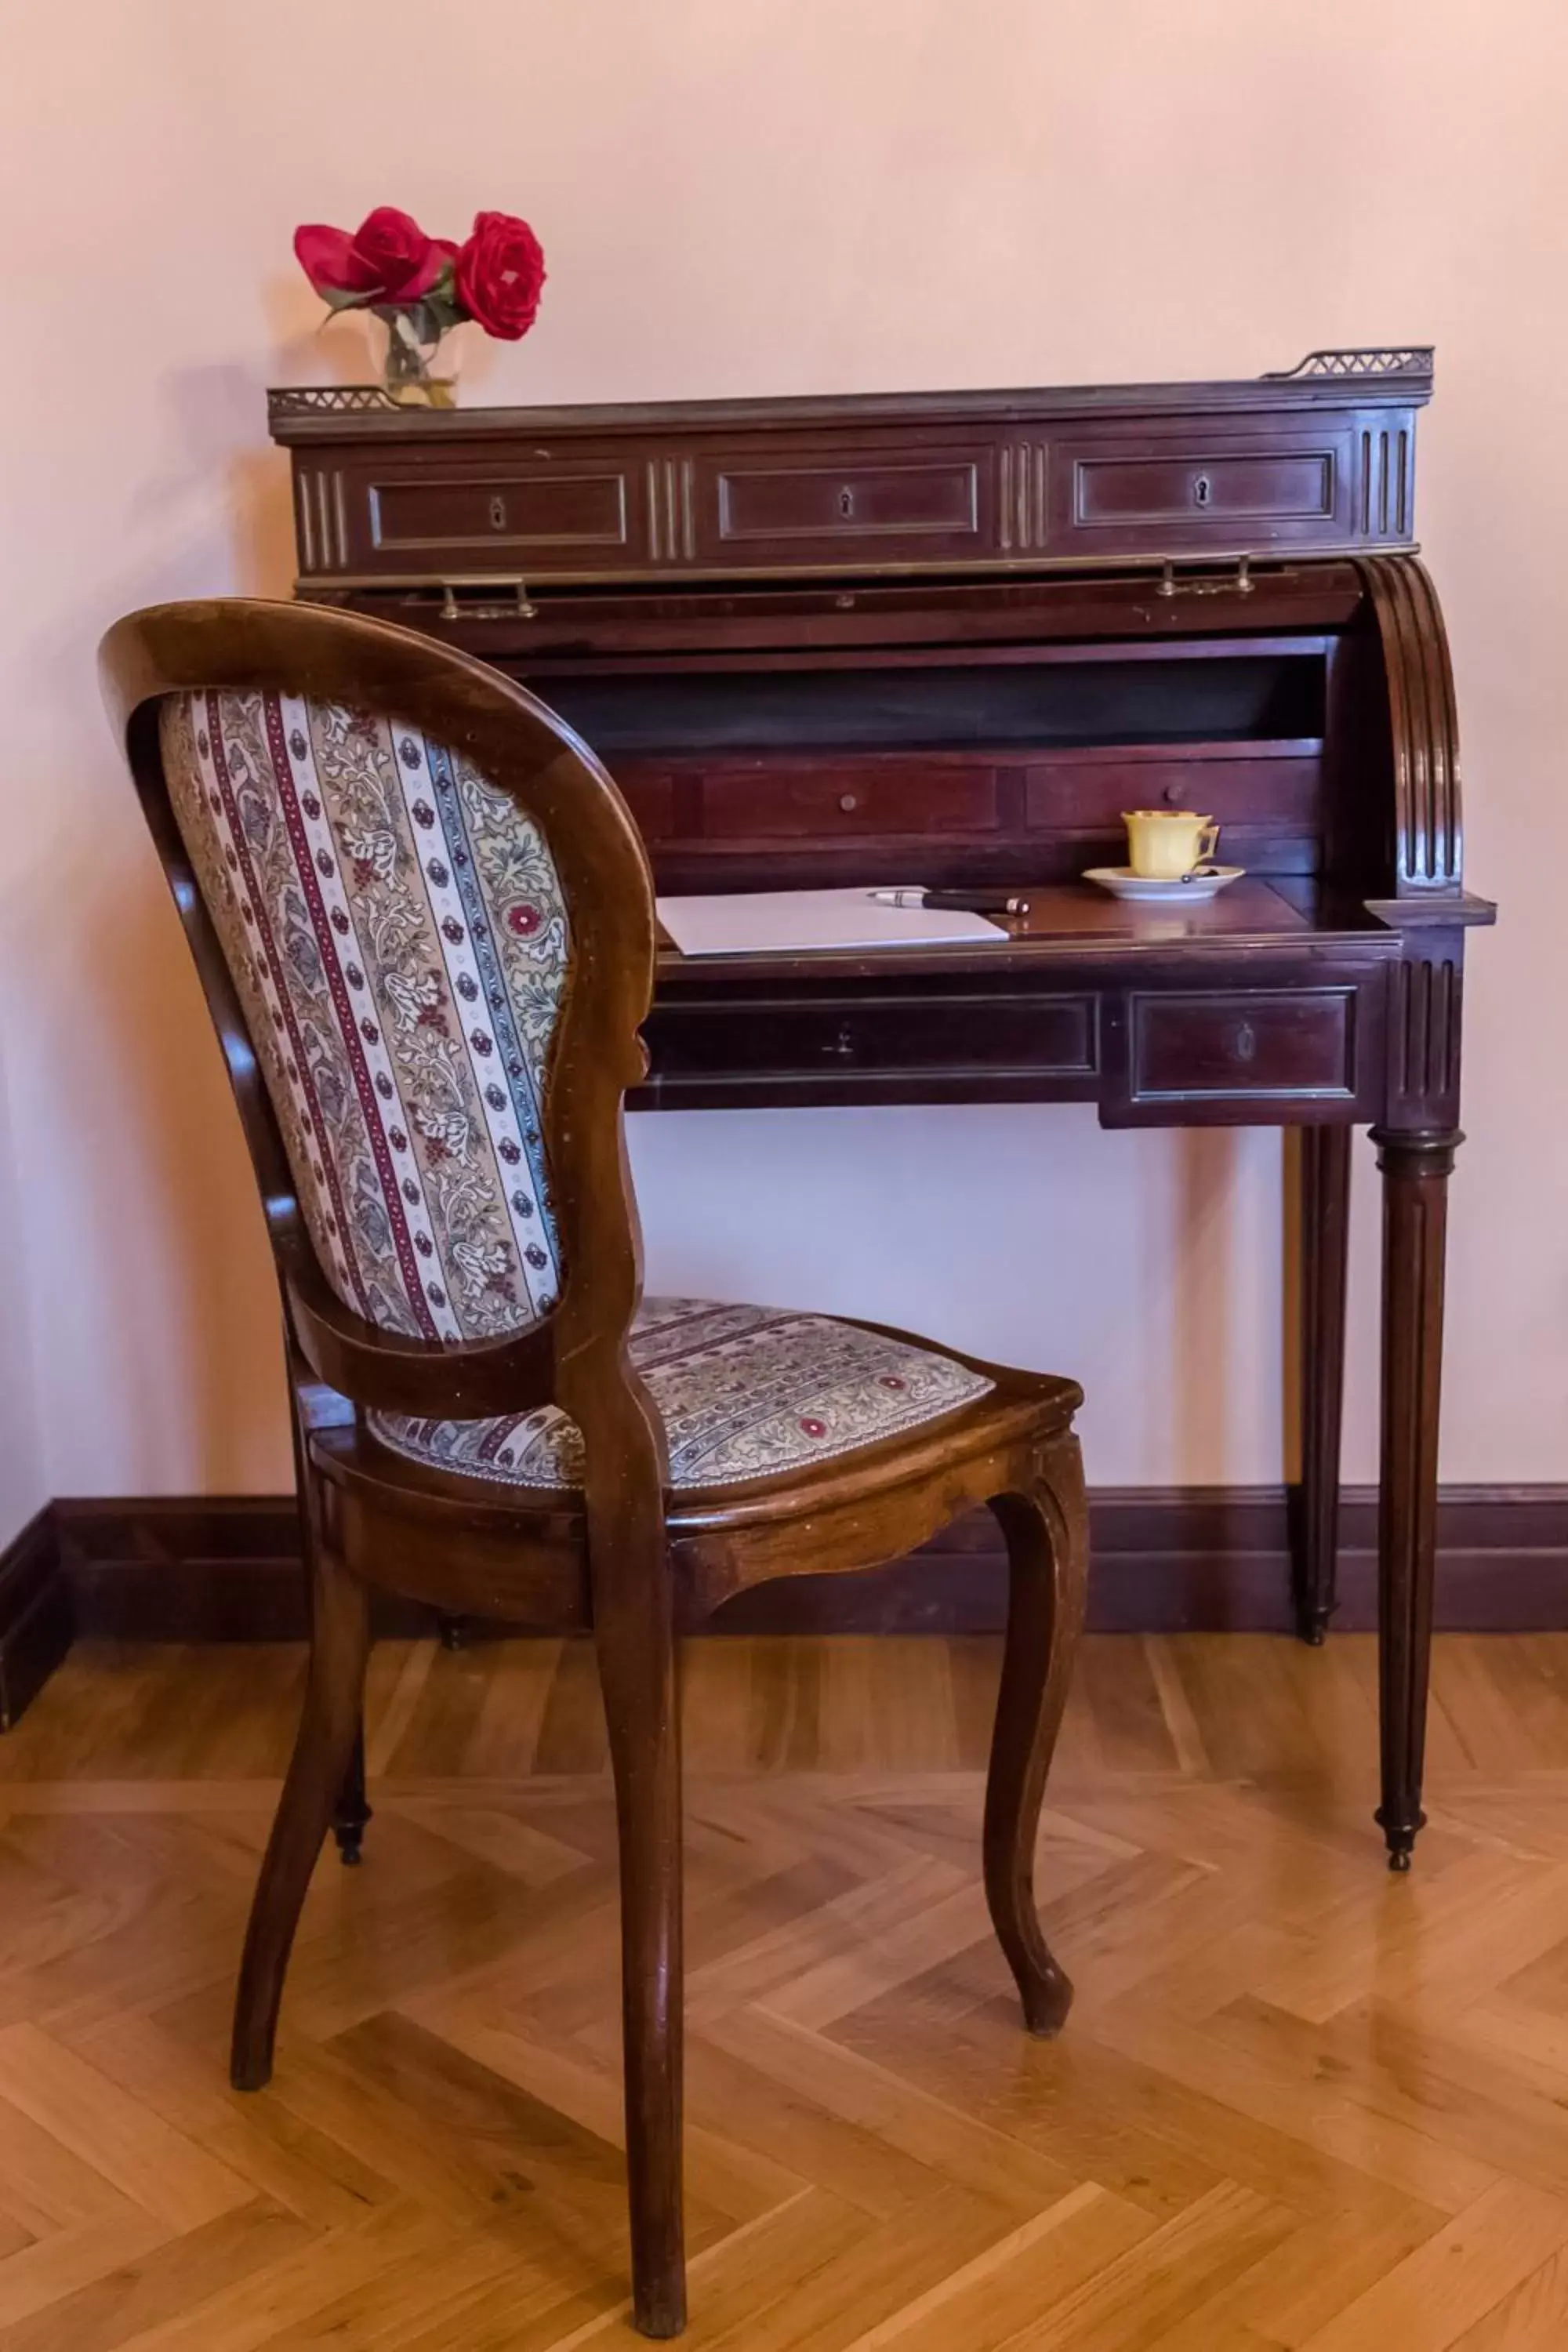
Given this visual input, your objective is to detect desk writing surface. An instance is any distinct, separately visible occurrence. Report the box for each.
[640,872,1397,1126]
[653,877,1342,979]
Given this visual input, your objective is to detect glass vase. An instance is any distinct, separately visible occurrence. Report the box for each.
[373,306,458,409]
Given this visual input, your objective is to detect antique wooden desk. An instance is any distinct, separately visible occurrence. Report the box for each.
[270,347,1492,1867]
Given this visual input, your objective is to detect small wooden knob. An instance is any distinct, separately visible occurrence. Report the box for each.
[838,792,859,813]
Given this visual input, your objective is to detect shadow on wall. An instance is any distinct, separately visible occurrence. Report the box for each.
[0,1025,46,1534]
[1174,1125,1246,1479]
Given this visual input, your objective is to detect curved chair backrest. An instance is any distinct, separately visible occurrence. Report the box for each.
[100,599,661,1436]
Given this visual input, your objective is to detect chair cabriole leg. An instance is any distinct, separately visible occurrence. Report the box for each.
[231,1545,369,2091]
[982,1437,1089,2037]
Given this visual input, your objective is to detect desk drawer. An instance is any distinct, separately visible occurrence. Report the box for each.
[1120,986,1362,1117]
[700,761,1000,842]
[1074,452,1334,530]
[1051,423,1358,561]
[368,468,633,555]
[307,455,647,577]
[643,989,1098,1105]
[691,442,991,570]
[714,457,979,543]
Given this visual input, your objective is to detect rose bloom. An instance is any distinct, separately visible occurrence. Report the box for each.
[294,206,452,303]
[455,212,546,340]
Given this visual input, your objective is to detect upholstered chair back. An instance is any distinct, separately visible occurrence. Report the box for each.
[101,599,661,1429]
[159,688,567,1342]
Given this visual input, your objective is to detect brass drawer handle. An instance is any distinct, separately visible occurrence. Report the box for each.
[439,576,538,622]
[825,1025,857,1059]
[1156,555,1254,599]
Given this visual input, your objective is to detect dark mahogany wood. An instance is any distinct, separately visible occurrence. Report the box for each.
[1370,1127,1459,1868]
[1292,1125,1352,1643]
[258,344,1490,1886]
[985,1452,1089,2033]
[291,1380,372,1864]
[1123,985,1361,1109]
[100,595,1089,2339]
[231,1537,368,2089]
[269,349,1432,592]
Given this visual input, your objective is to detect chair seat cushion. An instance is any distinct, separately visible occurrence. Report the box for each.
[367,1298,993,1492]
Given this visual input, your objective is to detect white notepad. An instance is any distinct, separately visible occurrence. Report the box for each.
[656,887,1007,957]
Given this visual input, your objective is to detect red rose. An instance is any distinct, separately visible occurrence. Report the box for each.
[294,206,451,304]
[455,212,546,341]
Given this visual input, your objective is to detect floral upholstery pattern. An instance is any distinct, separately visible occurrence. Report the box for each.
[368,1297,993,1491]
[161,689,568,1339]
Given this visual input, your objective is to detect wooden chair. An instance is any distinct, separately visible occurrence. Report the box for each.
[100,597,1090,2339]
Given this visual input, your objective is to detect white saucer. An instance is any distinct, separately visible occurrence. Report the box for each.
[1084,866,1246,905]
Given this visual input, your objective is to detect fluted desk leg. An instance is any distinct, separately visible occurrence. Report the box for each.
[1293,1125,1352,1646]
[1371,1127,1460,1871]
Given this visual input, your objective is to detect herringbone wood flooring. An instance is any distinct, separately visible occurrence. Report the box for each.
[3,1632,1568,2347]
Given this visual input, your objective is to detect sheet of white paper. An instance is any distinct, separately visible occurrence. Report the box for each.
[656,887,1006,957]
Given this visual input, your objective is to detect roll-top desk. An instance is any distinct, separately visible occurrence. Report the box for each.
[270,347,1493,1867]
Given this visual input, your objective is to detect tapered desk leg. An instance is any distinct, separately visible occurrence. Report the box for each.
[1292,1125,1352,1646]
[1371,1127,1459,1872]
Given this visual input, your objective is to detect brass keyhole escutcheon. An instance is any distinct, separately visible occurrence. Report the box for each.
[1192,474,1213,509]
[1235,1021,1257,1063]
[488,495,507,532]
[838,486,855,519]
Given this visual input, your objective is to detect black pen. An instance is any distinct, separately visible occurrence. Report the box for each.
[866,887,1031,915]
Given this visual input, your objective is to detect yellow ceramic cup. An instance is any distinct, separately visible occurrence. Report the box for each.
[1122,809,1221,880]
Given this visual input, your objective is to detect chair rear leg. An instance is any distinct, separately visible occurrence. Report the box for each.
[331,1725,372,1865]
[983,1436,1090,2037]
[232,1544,368,2091]
[290,1380,372,1871]
[595,1590,685,2337]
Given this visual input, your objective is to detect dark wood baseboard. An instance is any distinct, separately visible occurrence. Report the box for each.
[31,1483,1568,1652]
[0,1505,76,1726]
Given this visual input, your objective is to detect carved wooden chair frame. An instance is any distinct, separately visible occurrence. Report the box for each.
[100,597,1089,2339]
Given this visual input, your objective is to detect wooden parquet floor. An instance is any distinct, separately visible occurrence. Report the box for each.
[4,1633,1568,2349]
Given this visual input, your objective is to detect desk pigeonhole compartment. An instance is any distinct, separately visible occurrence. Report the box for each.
[532,631,1335,895]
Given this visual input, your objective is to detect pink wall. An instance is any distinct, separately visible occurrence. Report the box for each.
[1,0,1563,1532]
